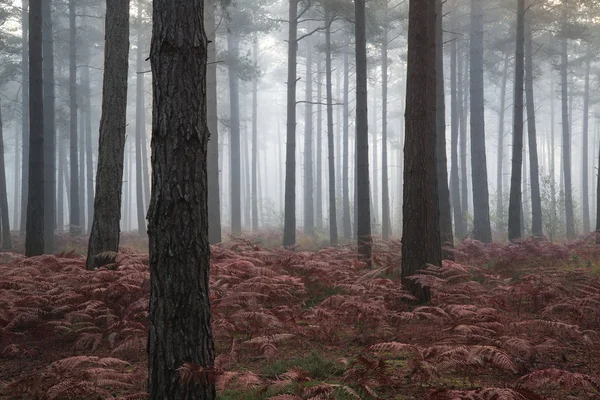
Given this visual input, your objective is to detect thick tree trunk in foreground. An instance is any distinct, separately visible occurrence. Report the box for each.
[469,0,492,242]
[148,1,216,398]
[25,0,44,257]
[42,0,55,252]
[69,0,80,235]
[508,0,525,242]
[205,0,221,243]
[86,0,130,269]
[402,0,440,303]
[325,19,338,245]
[20,0,29,235]
[0,106,11,249]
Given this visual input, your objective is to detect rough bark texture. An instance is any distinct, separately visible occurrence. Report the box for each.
[402,0,440,303]
[469,0,492,242]
[148,1,216,398]
[0,106,11,249]
[325,19,338,245]
[135,3,147,234]
[42,0,55,252]
[436,0,453,254]
[25,0,44,257]
[205,0,221,243]
[20,0,29,234]
[227,31,242,236]
[508,0,525,242]
[342,52,351,240]
[86,0,130,269]
[561,2,575,239]
[450,0,463,240]
[283,0,298,247]
[304,37,314,236]
[69,0,79,235]
[525,7,542,237]
[355,0,371,267]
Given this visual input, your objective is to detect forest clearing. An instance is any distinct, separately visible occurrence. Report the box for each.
[1,234,599,400]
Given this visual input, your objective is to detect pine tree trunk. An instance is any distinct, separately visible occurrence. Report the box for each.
[469,0,492,242]
[25,0,44,256]
[381,5,391,240]
[316,51,323,232]
[69,0,80,235]
[325,19,338,245]
[304,37,314,236]
[450,0,463,240]
[86,0,130,269]
[81,27,94,234]
[242,106,251,229]
[42,0,55,251]
[561,3,575,239]
[148,2,216,397]
[372,95,379,233]
[355,0,372,266]
[79,101,86,231]
[20,0,29,235]
[14,118,20,229]
[0,106,11,249]
[227,31,242,236]
[57,131,64,229]
[342,52,351,240]
[581,55,591,233]
[458,44,469,232]
[436,0,453,253]
[123,144,130,231]
[252,39,259,233]
[496,54,509,232]
[525,6,542,237]
[135,4,146,234]
[402,0,440,302]
[508,0,525,242]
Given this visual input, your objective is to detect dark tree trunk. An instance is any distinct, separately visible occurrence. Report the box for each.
[205,0,221,243]
[469,0,492,242]
[372,95,379,233]
[581,55,591,233]
[82,29,94,234]
[242,104,251,229]
[25,0,44,256]
[436,0,453,254]
[342,52,351,240]
[355,0,371,266]
[402,0,440,303]
[42,0,55,252]
[450,0,463,240]
[14,112,20,229]
[227,31,241,236]
[325,19,338,245]
[508,0,525,242]
[304,37,314,236]
[135,3,146,234]
[123,144,130,231]
[283,0,299,247]
[525,6,542,237]
[57,131,65,228]
[148,1,216,398]
[381,4,391,240]
[20,0,29,235]
[458,43,469,233]
[561,3,575,239]
[252,39,259,233]
[79,99,86,231]
[86,0,130,269]
[0,106,11,249]
[316,51,323,231]
[69,0,80,235]
[496,54,509,232]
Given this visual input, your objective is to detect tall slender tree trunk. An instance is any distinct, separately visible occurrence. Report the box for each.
[525,6,542,237]
[81,28,94,234]
[450,0,463,240]
[14,117,20,229]
[0,106,11,249]
[316,51,323,231]
[381,4,391,240]
[372,95,379,233]
[402,0,440,302]
[550,72,557,227]
[336,66,342,200]
[242,106,251,229]
[436,0,453,253]
[252,38,259,233]
[25,0,44,256]
[79,100,86,231]
[42,0,55,251]
[355,0,371,266]
[561,2,575,239]
[508,0,525,241]
[205,0,221,243]
[69,0,80,235]
[496,54,509,232]
[342,52,351,240]
[325,19,338,245]
[123,144,130,231]
[278,118,283,214]
[469,0,492,242]
[581,55,591,233]
[86,0,130,269]
[304,37,314,236]
[57,131,65,229]
[135,3,146,234]
[20,0,29,235]
[459,44,469,232]
[227,30,241,236]
[148,1,216,397]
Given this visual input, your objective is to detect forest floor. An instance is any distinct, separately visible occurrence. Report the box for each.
[1,233,600,399]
